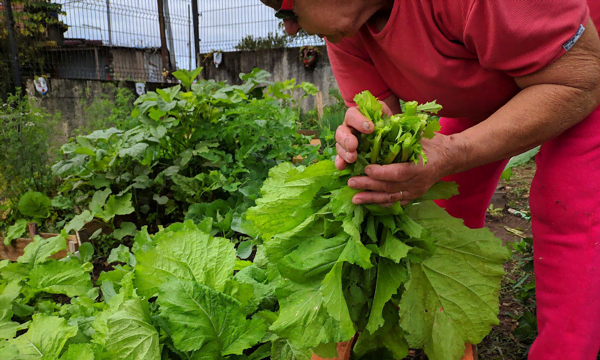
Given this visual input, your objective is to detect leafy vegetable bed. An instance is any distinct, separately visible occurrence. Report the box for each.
[0,84,508,360]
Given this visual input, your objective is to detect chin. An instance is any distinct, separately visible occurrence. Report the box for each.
[325,34,344,43]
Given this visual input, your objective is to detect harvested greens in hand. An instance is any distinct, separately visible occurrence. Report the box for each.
[247,91,509,360]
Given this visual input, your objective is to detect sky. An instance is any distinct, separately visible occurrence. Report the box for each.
[55,0,322,71]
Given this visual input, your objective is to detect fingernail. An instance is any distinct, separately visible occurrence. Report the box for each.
[363,122,371,132]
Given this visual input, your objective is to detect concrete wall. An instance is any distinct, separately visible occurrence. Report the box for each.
[25,78,170,143]
[201,46,339,110]
[25,46,340,144]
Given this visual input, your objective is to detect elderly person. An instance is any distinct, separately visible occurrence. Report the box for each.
[260,1,600,359]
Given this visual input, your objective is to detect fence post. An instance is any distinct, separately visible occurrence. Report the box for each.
[3,0,23,93]
[191,0,200,68]
[157,0,170,75]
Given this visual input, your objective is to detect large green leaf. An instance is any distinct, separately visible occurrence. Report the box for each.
[106,298,160,360]
[246,161,348,240]
[134,226,236,296]
[64,210,94,234]
[157,280,266,357]
[4,219,29,246]
[8,313,78,358]
[18,191,52,219]
[399,201,509,360]
[101,194,135,222]
[270,280,346,349]
[29,260,93,297]
[18,233,68,267]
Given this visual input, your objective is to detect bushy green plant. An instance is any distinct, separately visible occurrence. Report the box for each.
[0,220,284,360]
[75,83,137,135]
[0,93,59,230]
[51,68,320,234]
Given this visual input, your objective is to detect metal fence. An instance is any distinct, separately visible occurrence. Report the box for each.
[0,0,323,95]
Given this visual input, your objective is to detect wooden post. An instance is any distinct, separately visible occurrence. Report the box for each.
[28,222,39,238]
[316,91,324,127]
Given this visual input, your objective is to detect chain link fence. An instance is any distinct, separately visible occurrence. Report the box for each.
[0,0,323,96]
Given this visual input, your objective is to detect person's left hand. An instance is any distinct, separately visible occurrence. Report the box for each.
[347,133,465,205]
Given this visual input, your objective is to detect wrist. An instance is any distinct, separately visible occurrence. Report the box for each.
[442,133,473,176]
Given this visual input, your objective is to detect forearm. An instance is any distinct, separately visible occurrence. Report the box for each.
[450,83,600,174]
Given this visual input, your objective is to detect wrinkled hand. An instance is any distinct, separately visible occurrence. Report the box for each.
[335,103,463,205]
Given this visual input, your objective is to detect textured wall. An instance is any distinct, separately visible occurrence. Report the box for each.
[201,46,339,110]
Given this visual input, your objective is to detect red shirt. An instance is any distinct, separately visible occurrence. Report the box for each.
[328,0,594,121]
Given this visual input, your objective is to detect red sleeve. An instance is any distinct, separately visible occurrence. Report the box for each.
[462,0,590,77]
[326,38,392,107]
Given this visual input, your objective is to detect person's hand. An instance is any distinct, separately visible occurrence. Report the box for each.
[347,134,465,205]
[335,101,394,170]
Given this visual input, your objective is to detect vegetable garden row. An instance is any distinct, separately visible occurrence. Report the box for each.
[0,68,508,360]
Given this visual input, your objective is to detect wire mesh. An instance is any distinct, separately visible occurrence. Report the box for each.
[1,0,324,91]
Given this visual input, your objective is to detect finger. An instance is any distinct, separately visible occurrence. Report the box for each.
[352,190,417,205]
[345,107,374,134]
[335,155,347,170]
[335,124,359,153]
[348,176,401,193]
[379,100,394,117]
[364,163,420,182]
[336,143,357,163]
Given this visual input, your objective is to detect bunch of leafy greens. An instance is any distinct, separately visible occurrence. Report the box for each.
[51,68,321,235]
[246,91,509,360]
[0,219,304,360]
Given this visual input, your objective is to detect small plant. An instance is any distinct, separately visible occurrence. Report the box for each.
[0,93,59,231]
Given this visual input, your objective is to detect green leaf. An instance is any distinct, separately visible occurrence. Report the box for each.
[270,280,346,349]
[4,219,29,246]
[8,313,78,358]
[64,210,94,234]
[112,222,138,241]
[237,240,253,259]
[52,195,74,210]
[18,191,52,219]
[0,296,19,340]
[501,146,540,180]
[420,181,459,201]
[89,189,112,215]
[101,194,135,222]
[354,303,409,360]
[134,228,236,296]
[365,258,408,334]
[399,201,509,360]
[78,242,94,263]
[270,339,312,360]
[18,233,68,267]
[157,280,266,356]
[107,244,136,267]
[60,343,95,360]
[106,298,160,360]
[118,143,149,159]
[353,90,382,123]
[416,100,443,114]
[29,259,93,297]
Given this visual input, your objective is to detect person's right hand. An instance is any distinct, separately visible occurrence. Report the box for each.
[335,101,394,170]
